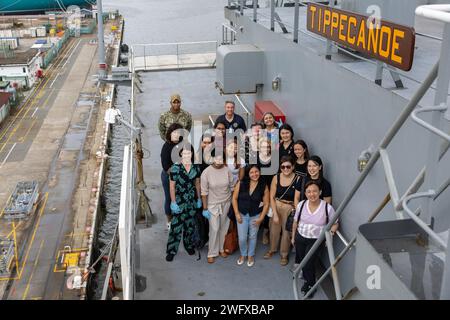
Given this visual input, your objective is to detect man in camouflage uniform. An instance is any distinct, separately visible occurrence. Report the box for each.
[158,94,192,141]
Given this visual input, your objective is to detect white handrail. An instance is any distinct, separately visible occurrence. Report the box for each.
[208,115,215,126]
[234,94,251,115]
[132,41,217,47]
[335,230,348,247]
[416,5,450,24]
[402,190,447,251]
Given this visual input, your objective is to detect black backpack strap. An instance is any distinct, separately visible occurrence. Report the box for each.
[296,200,307,224]
[325,202,329,224]
[300,176,306,201]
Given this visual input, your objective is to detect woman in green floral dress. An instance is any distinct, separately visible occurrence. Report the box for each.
[166,144,202,261]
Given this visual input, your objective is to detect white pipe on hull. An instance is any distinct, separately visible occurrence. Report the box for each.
[416,5,450,23]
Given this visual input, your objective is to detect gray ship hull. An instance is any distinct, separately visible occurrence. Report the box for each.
[224,2,450,297]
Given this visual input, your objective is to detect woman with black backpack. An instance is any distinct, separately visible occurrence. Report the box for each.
[291,180,339,298]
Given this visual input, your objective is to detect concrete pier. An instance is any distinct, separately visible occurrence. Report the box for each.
[0,16,123,300]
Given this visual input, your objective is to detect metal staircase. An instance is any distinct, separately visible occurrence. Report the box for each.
[292,4,450,300]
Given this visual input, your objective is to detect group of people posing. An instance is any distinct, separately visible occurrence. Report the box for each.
[159,94,339,296]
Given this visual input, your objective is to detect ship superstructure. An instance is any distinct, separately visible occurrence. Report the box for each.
[114,0,450,300]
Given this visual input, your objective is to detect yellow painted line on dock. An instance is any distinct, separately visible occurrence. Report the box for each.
[0,38,77,141]
[22,239,45,300]
[0,38,78,148]
[0,78,50,143]
[17,192,48,279]
[18,118,37,143]
[0,82,49,154]
[38,88,55,112]
[4,221,22,239]
[0,82,45,143]
[0,192,12,218]
[0,40,83,282]
[0,273,19,281]
[65,232,90,237]
[53,247,89,272]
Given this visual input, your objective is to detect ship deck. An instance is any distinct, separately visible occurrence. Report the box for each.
[127,2,450,300]
[135,68,332,300]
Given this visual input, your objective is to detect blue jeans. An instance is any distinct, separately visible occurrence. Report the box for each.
[161,170,171,216]
[236,214,259,257]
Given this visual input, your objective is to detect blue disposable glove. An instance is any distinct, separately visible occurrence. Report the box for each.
[196,199,202,209]
[170,202,181,214]
[202,210,211,220]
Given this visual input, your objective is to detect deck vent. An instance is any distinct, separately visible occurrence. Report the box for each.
[216,44,263,94]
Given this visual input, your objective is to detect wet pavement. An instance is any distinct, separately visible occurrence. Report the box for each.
[0,36,99,300]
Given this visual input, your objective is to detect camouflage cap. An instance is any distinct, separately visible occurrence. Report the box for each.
[170,94,181,103]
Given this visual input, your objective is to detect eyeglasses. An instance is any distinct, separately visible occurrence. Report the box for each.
[280,165,292,170]
[172,100,181,104]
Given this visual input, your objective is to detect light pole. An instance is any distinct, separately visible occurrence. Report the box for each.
[97,0,106,79]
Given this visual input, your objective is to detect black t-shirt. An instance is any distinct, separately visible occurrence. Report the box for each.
[257,154,277,188]
[295,176,332,201]
[160,142,180,172]
[279,141,294,161]
[295,162,307,178]
[215,113,247,132]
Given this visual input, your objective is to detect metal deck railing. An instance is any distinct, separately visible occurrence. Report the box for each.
[227,1,448,89]
[208,94,253,129]
[222,23,237,45]
[130,41,218,72]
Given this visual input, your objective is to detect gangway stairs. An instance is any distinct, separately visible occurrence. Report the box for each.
[354,220,447,299]
[292,4,450,300]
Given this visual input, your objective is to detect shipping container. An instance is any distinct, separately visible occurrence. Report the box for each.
[36,27,46,37]
[29,27,37,38]
[0,38,19,50]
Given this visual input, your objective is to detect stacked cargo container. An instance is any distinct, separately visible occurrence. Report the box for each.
[0,37,19,50]
[0,26,46,38]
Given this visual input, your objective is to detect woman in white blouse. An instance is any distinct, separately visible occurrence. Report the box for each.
[201,148,234,264]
